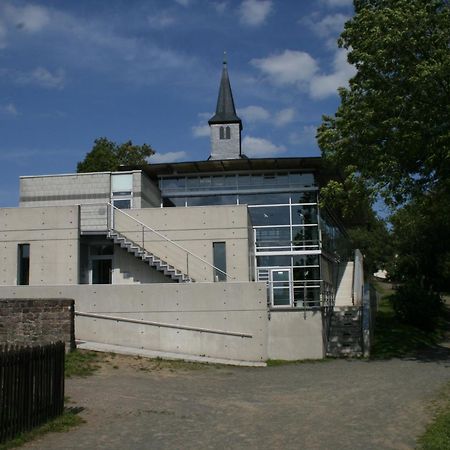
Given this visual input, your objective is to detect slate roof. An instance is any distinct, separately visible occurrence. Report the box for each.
[208,62,242,128]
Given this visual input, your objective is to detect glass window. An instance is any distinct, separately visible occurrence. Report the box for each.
[225,126,231,139]
[292,226,319,249]
[112,199,131,209]
[213,242,226,281]
[249,206,290,226]
[161,178,186,191]
[293,267,320,281]
[291,205,318,224]
[240,193,290,205]
[187,195,237,206]
[292,255,319,267]
[112,174,133,193]
[291,191,318,204]
[18,243,30,285]
[255,227,291,250]
[257,255,291,267]
[220,127,225,139]
[289,172,315,186]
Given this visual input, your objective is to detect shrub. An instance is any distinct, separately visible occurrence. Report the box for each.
[390,282,443,331]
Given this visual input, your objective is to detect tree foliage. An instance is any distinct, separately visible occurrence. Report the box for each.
[77,138,154,173]
[318,0,450,206]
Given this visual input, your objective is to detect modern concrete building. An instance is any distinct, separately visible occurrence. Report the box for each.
[0,61,367,363]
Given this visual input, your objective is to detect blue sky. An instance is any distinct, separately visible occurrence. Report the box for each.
[0,0,355,207]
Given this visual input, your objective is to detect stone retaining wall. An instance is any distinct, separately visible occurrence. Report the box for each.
[0,298,75,351]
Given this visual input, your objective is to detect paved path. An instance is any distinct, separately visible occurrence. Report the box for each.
[23,350,450,450]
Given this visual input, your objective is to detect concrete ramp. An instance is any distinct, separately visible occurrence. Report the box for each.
[335,262,354,307]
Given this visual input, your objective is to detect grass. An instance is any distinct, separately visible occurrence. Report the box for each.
[65,350,104,378]
[417,381,450,450]
[0,410,85,450]
[267,358,329,366]
[371,281,445,359]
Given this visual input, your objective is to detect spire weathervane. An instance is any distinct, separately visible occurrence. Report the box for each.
[223,51,227,66]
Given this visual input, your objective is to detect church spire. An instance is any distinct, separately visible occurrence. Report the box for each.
[208,56,242,128]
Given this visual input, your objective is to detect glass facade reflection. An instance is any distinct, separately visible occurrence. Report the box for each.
[159,171,348,310]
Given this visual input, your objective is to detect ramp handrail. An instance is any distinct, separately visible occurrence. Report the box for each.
[76,311,251,338]
[107,203,231,280]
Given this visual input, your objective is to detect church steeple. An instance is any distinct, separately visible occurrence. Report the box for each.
[208,56,243,160]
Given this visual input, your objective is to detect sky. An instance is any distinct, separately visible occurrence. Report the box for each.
[0,0,355,207]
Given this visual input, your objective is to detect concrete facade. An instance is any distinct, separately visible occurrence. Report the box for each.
[0,283,270,363]
[113,204,253,282]
[268,310,325,360]
[0,206,79,285]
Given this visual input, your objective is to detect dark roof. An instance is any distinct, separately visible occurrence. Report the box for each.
[121,156,338,186]
[208,62,242,128]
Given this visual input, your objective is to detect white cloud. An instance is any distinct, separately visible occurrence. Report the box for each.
[151,151,188,163]
[192,112,212,137]
[251,50,318,87]
[309,13,349,37]
[5,4,50,32]
[239,105,270,123]
[242,136,285,157]
[239,0,272,27]
[16,67,66,90]
[147,11,176,29]
[289,125,317,147]
[309,49,355,99]
[212,2,228,14]
[0,103,18,117]
[252,48,355,99]
[192,124,210,137]
[274,108,295,127]
[322,0,353,7]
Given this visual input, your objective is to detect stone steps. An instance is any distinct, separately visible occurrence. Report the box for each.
[326,306,363,358]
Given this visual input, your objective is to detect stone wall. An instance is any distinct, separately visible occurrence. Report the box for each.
[0,298,75,351]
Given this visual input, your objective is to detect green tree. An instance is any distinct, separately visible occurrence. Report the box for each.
[77,138,154,173]
[317,0,450,295]
[318,0,450,206]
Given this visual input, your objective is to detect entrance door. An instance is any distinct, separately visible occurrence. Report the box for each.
[270,268,292,307]
[90,258,112,284]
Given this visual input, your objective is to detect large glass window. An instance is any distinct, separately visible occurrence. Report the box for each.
[18,243,30,285]
[249,206,290,226]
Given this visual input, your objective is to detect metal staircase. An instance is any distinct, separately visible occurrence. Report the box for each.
[107,230,194,283]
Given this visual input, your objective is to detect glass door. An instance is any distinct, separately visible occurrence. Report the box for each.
[270,268,292,307]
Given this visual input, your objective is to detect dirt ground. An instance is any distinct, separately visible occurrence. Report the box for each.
[22,347,450,450]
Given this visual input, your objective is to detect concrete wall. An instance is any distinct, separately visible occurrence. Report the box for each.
[0,298,75,351]
[268,310,325,360]
[20,172,111,207]
[113,245,173,284]
[113,205,251,282]
[0,283,268,363]
[0,206,79,285]
[139,172,161,208]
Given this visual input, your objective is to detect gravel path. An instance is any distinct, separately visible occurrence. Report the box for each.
[23,349,450,450]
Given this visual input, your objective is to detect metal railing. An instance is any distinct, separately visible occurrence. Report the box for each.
[107,203,231,282]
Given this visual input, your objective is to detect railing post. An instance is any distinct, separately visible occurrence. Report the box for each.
[186,252,189,278]
[142,226,144,249]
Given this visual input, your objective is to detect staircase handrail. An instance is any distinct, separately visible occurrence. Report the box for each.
[108,203,231,280]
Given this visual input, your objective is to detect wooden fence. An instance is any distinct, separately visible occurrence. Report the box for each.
[0,342,65,443]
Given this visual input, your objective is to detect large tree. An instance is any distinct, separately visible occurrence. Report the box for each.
[317,0,450,292]
[318,0,449,206]
[77,138,154,173]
